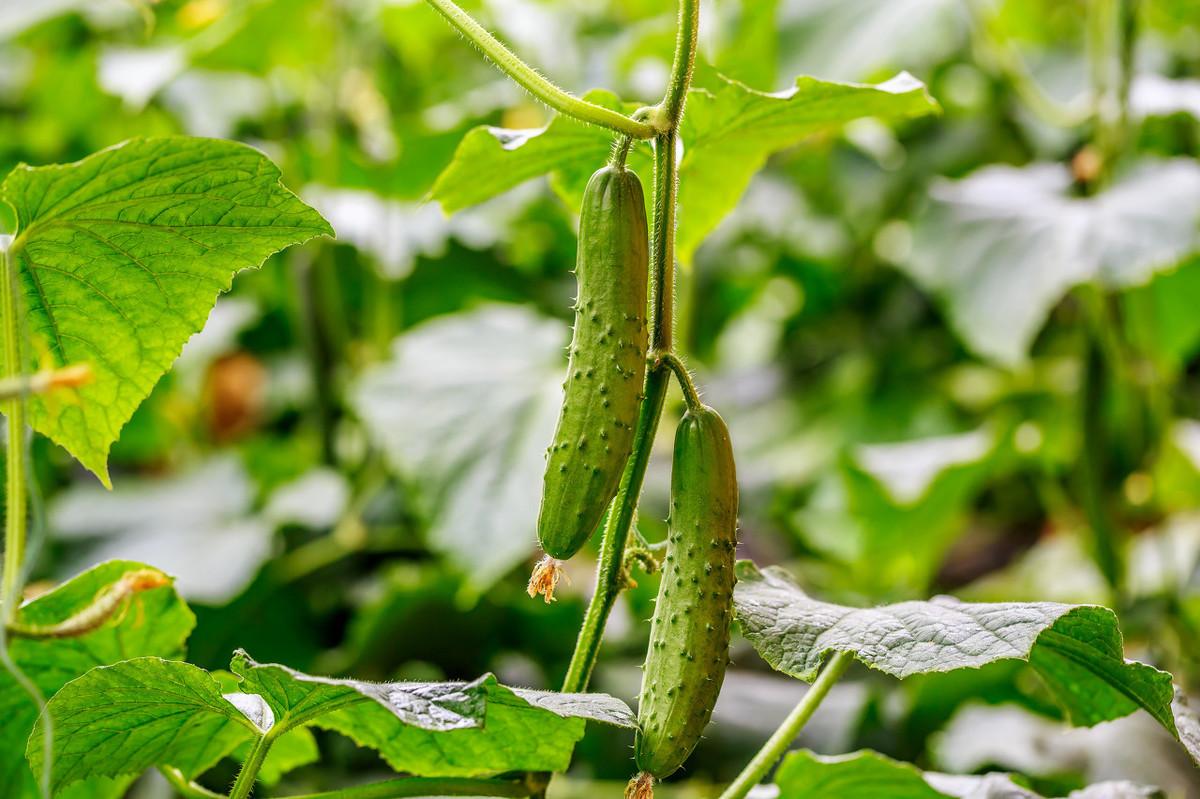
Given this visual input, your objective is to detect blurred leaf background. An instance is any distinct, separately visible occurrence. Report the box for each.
[3,0,1200,796]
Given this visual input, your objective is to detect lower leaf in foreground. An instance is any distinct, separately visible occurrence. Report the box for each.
[774,750,1160,799]
[30,649,637,795]
[0,560,193,799]
[732,560,1200,766]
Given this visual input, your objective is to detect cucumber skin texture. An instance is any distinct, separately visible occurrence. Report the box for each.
[537,165,649,560]
[635,405,738,778]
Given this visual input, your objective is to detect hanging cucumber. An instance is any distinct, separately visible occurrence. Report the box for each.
[631,403,738,790]
[536,163,649,562]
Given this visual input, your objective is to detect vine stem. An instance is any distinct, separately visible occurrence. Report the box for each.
[2,248,26,625]
[228,732,277,799]
[423,0,655,139]
[561,366,669,692]
[716,652,854,799]
[662,0,700,124]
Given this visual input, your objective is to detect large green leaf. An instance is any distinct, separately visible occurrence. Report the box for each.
[774,750,1159,799]
[230,650,636,777]
[32,650,636,793]
[673,72,937,263]
[352,305,566,593]
[28,658,258,795]
[0,561,194,798]
[0,136,332,484]
[431,74,938,264]
[902,159,1200,366]
[733,561,1198,764]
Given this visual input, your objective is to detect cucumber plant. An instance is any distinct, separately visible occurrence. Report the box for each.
[1,1,1198,799]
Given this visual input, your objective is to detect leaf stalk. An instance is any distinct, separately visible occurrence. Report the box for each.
[422,0,655,139]
[1,248,27,625]
[716,651,854,799]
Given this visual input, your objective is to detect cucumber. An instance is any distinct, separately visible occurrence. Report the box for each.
[634,404,738,779]
[537,164,649,561]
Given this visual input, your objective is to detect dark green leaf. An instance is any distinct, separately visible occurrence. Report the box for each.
[231,650,636,777]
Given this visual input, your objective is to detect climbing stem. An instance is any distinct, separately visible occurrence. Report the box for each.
[659,352,702,412]
[2,249,26,625]
[662,0,700,124]
[561,365,669,692]
[717,652,854,799]
[649,129,678,353]
[423,0,655,139]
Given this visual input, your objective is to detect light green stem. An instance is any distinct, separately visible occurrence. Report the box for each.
[281,777,532,799]
[717,652,854,799]
[2,249,26,625]
[228,733,276,799]
[423,0,655,139]
[659,352,702,412]
[161,767,227,799]
[561,365,669,692]
[662,0,699,124]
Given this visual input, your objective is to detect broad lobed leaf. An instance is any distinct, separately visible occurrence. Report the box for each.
[352,305,566,593]
[32,648,636,793]
[733,561,1197,765]
[431,73,939,264]
[902,159,1200,366]
[0,136,332,484]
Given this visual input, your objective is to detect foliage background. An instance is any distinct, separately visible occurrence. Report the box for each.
[2,0,1199,795]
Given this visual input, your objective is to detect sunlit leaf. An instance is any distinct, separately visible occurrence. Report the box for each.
[0,136,332,484]
[432,74,938,263]
[903,160,1200,365]
[352,305,566,592]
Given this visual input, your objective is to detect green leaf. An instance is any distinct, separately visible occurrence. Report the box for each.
[230,650,636,778]
[432,89,642,214]
[431,74,938,264]
[352,305,566,592]
[0,136,332,484]
[28,658,258,795]
[674,72,938,263]
[0,561,194,798]
[733,561,1198,764]
[902,160,1200,365]
[774,750,1160,799]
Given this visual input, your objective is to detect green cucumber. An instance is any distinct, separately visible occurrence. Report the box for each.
[537,164,649,561]
[634,404,738,779]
